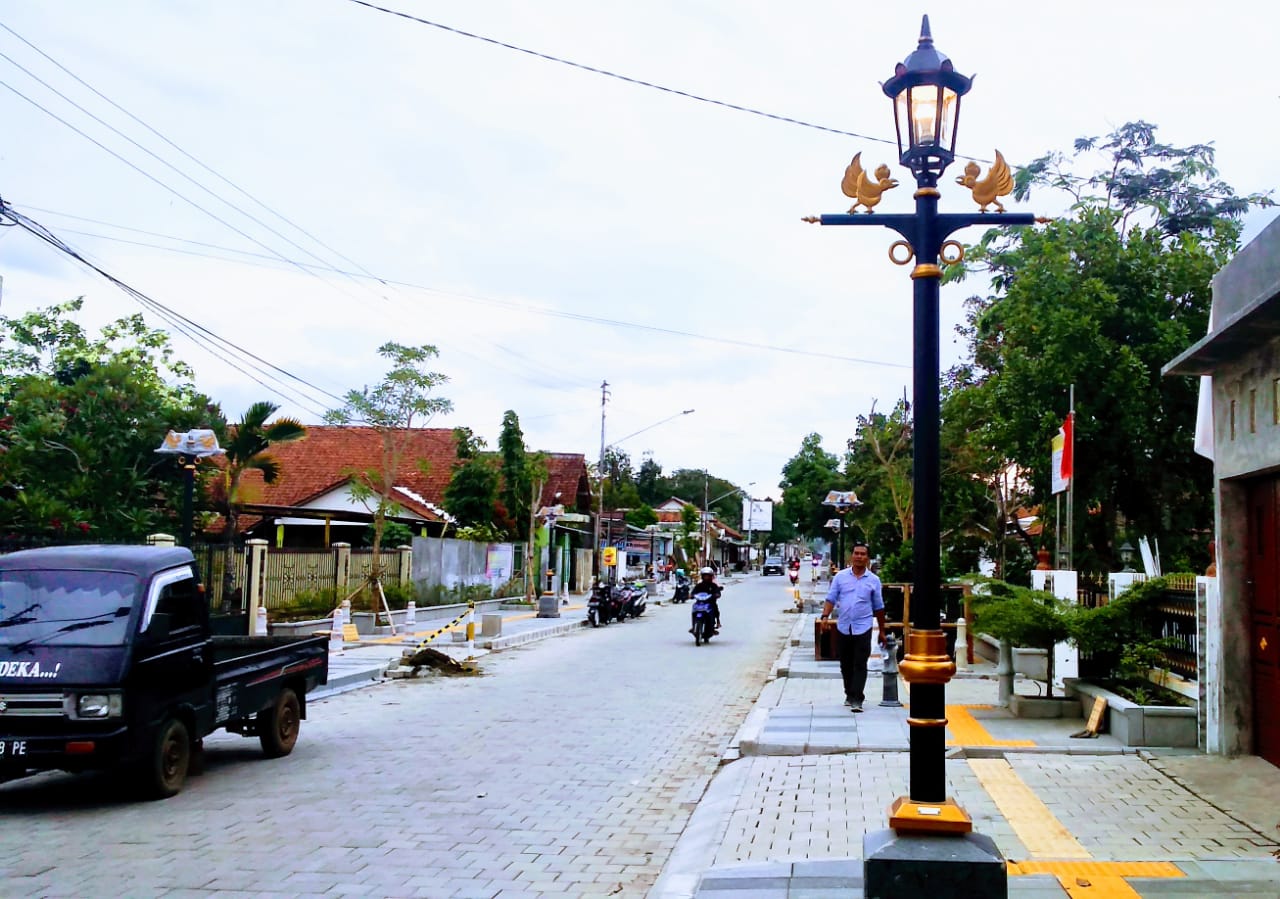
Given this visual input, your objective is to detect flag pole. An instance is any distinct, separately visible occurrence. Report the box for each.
[1067,384,1075,571]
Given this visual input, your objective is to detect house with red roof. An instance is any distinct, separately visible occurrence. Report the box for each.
[211,426,592,548]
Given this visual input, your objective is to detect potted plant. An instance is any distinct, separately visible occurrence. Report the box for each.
[970,579,1079,717]
[1064,576,1197,747]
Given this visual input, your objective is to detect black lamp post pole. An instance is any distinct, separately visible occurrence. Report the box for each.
[181,457,196,548]
[806,15,1038,832]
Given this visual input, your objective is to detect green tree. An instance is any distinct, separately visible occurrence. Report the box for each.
[944,122,1269,571]
[844,399,913,558]
[677,502,702,565]
[0,300,217,542]
[779,433,843,539]
[443,430,500,531]
[624,503,658,529]
[497,410,531,540]
[635,454,664,505]
[325,342,452,598]
[217,401,306,597]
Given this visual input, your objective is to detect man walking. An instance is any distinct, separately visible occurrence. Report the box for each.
[820,542,886,712]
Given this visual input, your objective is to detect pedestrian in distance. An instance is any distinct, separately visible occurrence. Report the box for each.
[819,542,886,713]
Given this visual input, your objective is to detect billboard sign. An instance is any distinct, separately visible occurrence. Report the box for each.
[741,499,773,533]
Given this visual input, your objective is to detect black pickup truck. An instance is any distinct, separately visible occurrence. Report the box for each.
[0,544,328,798]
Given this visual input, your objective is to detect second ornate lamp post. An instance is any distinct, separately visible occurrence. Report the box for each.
[805,15,1042,891]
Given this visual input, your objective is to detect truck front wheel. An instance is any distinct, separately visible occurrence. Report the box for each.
[258,687,301,758]
[142,717,191,799]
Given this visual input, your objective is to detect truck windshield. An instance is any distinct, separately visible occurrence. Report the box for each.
[0,570,138,649]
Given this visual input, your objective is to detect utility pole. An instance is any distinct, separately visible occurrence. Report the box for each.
[593,380,609,581]
[702,469,709,567]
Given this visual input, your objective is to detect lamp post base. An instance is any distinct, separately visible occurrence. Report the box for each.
[864,828,1006,899]
[536,591,561,618]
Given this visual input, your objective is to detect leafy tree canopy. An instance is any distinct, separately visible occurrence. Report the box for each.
[943,122,1269,572]
[0,300,217,542]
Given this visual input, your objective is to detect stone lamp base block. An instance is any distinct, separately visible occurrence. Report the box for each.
[864,829,1006,899]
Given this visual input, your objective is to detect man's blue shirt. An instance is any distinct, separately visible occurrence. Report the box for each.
[825,567,883,635]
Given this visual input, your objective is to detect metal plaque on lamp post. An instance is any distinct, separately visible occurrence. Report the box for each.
[154,429,224,548]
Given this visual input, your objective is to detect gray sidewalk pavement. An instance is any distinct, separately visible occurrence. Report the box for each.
[651,610,1280,898]
[310,597,598,700]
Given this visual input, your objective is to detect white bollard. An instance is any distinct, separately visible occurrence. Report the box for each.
[956,617,969,672]
[330,608,345,652]
[405,601,417,628]
[255,606,268,637]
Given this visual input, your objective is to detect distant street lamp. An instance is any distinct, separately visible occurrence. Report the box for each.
[803,14,1043,888]
[823,489,862,570]
[154,429,224,548]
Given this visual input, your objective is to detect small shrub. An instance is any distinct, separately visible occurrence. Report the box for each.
[272,587,343,622]
[970,578,1075,697]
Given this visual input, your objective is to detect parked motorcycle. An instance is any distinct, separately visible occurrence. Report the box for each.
[588,581,612,627]
[609,583,631,621]
[621,580,647,618]
[672,577,691,603]
[691,591,716,645]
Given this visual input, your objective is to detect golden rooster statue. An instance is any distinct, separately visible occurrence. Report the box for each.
[841,152,898,213]
[957,150,1014,213]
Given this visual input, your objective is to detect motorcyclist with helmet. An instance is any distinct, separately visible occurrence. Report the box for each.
[689,566,722,633]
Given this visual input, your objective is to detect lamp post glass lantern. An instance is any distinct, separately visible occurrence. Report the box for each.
[806,15,1040,867]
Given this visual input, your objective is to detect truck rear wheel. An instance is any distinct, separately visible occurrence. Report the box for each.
[258,687,301,758]
[142,717,191,799]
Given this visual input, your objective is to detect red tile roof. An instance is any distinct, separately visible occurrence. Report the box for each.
[210,426,590,534]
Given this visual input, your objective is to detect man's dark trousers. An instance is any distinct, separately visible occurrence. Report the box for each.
[838,628,873,704]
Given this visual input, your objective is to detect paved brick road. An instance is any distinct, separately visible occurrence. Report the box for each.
[0,577,791,898]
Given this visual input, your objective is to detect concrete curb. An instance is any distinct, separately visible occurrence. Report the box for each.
[647,757,753,899]
[729,677,785,760]
[480,618,587,650]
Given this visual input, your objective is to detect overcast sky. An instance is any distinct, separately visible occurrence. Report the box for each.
[1,1,1274,507]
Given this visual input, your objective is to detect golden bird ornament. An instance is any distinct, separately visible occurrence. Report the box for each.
[957,150,1014,212]
[841,152,898,213]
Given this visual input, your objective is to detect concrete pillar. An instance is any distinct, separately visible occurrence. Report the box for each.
[146,533,176,546]
[255,606,268,636]
[333,542,351,591]
[955,618,970,672]
[397,544,413,586]
[245,538,269,635]
[330,608,345,653]
[405,601,417,627]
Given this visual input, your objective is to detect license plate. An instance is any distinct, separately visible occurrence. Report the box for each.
[0,739,30,758]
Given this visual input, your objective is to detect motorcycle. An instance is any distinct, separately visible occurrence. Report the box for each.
[788,569,799,587]
[588,581,612,627]
[622,580,647,618]
[672,578,691,603]
[609,583,631,621]
[691,591,716,645]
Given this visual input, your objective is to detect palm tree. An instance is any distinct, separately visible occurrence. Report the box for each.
[219,402,306,609]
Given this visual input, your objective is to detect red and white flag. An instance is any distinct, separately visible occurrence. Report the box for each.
[1051,413,1073,495]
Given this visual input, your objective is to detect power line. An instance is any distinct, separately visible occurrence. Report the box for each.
[0,74,371,308]
[0,22,393,293]
[345,0,1269,207]
[29,208,910,370]
[345,0,897,148]
[0,201,341,416]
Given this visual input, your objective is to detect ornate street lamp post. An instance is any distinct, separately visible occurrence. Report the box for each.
[155,429,224,548]
[805,15,1042,891]
[823,489,861,571]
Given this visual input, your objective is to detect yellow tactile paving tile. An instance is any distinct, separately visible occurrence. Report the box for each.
[1009,861,1182,898]
[945,704,1035,747]
[968,758,1091,859]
